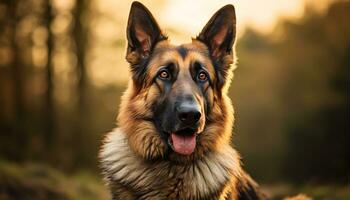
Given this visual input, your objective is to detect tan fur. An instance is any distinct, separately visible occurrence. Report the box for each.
[100,40,265,199]
[100,2,266,200]
[118,40,235,161]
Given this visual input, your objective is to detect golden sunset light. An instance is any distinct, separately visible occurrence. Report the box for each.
[87,0,334,85]
[1,0,349,198]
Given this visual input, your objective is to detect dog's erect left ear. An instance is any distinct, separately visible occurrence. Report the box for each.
[126,1,166,64]
[197,5,236,61]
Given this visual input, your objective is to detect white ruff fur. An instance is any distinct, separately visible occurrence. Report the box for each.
[100,128,241,199]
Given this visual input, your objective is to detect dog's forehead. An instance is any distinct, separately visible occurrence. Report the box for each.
[149,40,214,75]
[154,40,209,56]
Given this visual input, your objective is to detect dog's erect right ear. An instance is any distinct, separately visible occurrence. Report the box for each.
[126,2,166,64]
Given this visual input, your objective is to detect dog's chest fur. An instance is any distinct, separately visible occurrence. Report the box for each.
[100,129,241,200]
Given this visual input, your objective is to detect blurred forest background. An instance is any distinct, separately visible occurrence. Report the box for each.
[0,0,349,199]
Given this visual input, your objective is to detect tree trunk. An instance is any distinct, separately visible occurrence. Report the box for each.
[44,0,55,150]
[73,0,89,166]
[10,0,26,161]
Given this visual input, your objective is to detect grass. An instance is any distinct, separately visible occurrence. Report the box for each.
[1,160,349,200]
[0,160,109,200]
[263,183,350,200]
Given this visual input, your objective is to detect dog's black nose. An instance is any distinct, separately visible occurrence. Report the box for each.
[177,103,201,125]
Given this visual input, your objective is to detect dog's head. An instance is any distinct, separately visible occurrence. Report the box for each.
[118,1,236,162]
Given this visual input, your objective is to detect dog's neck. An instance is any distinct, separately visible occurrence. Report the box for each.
[100,128,241,199]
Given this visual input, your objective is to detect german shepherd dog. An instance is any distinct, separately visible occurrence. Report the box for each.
[100,2,267,199]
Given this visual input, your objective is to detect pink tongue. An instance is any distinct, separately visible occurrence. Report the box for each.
[170,133,196,155]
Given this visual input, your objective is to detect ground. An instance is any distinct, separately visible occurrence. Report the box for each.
[0,160,349,200]
[0,160,109,200]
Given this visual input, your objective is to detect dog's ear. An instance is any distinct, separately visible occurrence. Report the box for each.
[197,5,236,90]
[126,2,166,64]
[197,5,236,61]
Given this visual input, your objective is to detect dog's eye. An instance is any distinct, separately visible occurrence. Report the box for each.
[198,71,208,81]
[158,70,170,79]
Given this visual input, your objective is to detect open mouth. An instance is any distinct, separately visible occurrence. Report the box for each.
[166,128,197,156]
